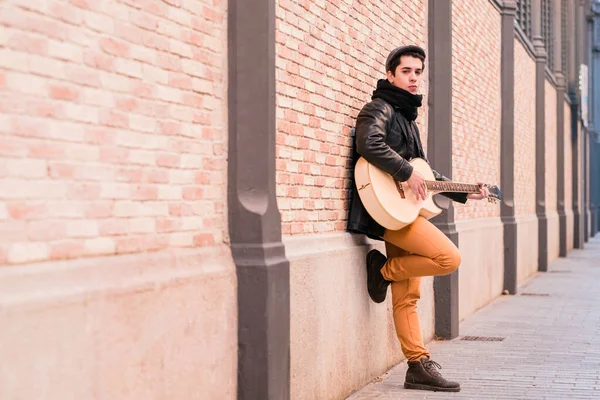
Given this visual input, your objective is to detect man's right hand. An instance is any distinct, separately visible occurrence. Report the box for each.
[406,170,427,201]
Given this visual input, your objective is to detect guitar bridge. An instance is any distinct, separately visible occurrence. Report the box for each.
[395,181,406,199]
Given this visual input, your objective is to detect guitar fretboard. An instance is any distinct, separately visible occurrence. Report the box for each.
[426,181,480,193]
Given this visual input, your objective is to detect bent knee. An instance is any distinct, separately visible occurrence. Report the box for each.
[435,246,462,273]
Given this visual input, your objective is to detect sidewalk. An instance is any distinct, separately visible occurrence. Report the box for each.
[347,235,600,400]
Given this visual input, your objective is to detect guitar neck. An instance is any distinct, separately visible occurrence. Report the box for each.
[426,181,480,193]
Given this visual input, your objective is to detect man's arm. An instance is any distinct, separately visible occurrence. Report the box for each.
[355,100,414,182]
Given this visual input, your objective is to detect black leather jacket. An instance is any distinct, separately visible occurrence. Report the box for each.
[347,98,468,240]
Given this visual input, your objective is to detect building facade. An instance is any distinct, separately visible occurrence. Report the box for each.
[0,0,597,399]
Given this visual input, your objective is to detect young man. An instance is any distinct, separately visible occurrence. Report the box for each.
[347,45,489,392]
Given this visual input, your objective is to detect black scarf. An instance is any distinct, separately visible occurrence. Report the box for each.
[371,79,422,121]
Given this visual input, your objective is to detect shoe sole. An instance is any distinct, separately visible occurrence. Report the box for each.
[404,382,461,392]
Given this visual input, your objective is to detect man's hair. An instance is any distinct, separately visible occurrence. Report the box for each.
[385,45,426,75]
[388,52,425,76]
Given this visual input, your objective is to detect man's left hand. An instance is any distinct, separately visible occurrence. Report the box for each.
[467,182,490,200]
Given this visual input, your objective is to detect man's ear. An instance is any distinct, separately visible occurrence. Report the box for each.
[386,70,394,83]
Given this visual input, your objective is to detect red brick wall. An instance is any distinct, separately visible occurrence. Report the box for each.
[513,40,537,216]
[275,0,428,235]
[545,81,557,213]
[0,0,227,265]
[451,0,502,221]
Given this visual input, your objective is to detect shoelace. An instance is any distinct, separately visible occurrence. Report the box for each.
[422,359,443,377]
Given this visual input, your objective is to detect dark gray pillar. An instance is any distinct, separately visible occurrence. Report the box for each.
[556,72,568,256]
[585,130,590,241]
[592,137,597,236]
[592,2,600,237]
[590,135,600,236]
[555,0,568,256]
[427,0,458,339]
[585,0,593,241]
[573,1,585,249]
[500,1,518,294]
[590,131,600,236]
[589,135,596,237]
[591,135,596,236]
[597,140,600,236]
[570,89,583,248]
[532,0,548,271]
[228,1,290,399]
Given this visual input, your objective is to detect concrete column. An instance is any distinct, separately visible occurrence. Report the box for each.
[427,0,459,339]
[228,0,290,399]
[591,137,595,236]
[592,137,596,236]
[592,131,600,236]
[584,0,593,241]
[570,97,583,249]
[555,0,568,256]
[592,2,600,237]
[597,138,600,235]
[584,130,590,242]
[532,0,549,271]
[590,136,600,236]
[500,1,518,294]
[573,0,584,249]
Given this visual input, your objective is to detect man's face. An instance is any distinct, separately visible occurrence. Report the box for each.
[387,55,423,94]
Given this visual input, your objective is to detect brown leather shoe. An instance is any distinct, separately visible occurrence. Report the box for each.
[404,357,461,392]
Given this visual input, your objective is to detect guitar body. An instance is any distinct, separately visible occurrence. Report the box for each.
[354,157,442,231]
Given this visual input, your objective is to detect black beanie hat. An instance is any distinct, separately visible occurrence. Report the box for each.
[385,45,426,72]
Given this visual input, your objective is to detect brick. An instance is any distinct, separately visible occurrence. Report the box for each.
[114,58,143,78]
[49,85,80,101]
[28,220,67,241]
[5,71,47,95]
[84,237,116,256]
[115,236,143,254]
[64,65,102,88]
[6,31,48,54]
[129,218,156,234]
[99,38,130,57]
[7,242,49,264]
[0,203,8,220]
[194,233,214,246]
[83,10,115,33]
[158,185,183,200]
[84,201,114,218]
[132,185,159,200]
[50,240,85,260]
[2,158,47,178]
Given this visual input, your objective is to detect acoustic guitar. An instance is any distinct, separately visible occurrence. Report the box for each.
[354,157,502,230]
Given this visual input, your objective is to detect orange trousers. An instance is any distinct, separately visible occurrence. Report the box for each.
[381,216,461,361]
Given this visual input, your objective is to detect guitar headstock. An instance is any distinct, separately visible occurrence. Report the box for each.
[484,184,502,204]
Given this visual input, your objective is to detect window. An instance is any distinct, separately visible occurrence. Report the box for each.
[561,0,569,77]
[516,0,532,38]
[542,0,555,71]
